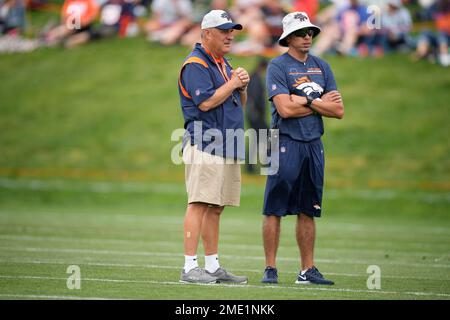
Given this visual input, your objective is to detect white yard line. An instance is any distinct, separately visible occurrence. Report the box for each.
[1,246,449,268]
[0,275,449,298]
[1,258,449,281]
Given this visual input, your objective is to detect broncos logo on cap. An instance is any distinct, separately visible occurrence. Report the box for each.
[294,13,308,22]
[221,12,231,21]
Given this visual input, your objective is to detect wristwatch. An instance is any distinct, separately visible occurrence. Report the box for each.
[306,95,314,108]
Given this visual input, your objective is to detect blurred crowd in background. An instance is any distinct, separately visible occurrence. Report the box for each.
[0,0,449,65]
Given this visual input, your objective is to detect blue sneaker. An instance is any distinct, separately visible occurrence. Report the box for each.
[295,266,334,285]
[261,266,278,284]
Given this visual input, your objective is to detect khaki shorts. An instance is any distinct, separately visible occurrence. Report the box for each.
[183,144,241,207]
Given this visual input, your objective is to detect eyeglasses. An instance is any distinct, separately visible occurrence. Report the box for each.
[293,28,314,38]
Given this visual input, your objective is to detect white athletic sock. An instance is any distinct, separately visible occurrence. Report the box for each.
[184,255,198,273]
[205,254,220,273]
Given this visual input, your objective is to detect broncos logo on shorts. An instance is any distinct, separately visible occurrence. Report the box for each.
[293,76,323,99]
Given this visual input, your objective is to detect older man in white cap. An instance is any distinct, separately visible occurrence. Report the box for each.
[177,10,250,284]
[261,12,344,285]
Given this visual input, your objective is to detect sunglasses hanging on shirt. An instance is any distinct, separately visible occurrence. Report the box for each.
[232,94,238,106]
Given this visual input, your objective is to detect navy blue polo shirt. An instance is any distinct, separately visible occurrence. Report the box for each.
[178,43,245,160]
[266,53,337,142]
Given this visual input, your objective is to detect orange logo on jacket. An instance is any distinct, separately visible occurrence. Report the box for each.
[292,76,311,88]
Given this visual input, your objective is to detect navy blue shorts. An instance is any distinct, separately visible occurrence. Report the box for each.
[263,135,324,218]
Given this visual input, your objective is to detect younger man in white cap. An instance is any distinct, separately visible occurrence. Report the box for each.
[262,12,344,285]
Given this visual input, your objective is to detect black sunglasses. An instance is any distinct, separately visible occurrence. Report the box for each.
[293,28,314,38]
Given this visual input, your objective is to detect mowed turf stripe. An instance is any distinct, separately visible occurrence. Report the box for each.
[1,275,449,298]
[1,177,449,203]
[0,233,447,255]
[2,259,449,281]
[1,210,450,235]
[1,246,449,268]
[0,234,447,258]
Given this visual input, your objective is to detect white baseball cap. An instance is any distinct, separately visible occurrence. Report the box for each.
[201,10,243,30]
[278,12,321,47]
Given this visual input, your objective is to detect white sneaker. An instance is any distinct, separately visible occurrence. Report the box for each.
[206,267,248,284]
[179,267,218,284]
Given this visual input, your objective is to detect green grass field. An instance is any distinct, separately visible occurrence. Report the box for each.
[0,34,449,300]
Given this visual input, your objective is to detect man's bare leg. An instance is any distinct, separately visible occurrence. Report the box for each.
[200,205,247,283]
[181,202,219,283]
[201,205,224,255]
[296,213,315,270]
[184,202,209,256]
[263,215,281,268]
[295,213,334,285]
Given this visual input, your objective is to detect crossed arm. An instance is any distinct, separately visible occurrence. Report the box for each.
[273,91,345,119]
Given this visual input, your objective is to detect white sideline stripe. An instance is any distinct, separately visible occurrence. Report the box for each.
[0,275,449,298]
[0,177,449,203]
[2,258,449,281]
[0,293,121,300]
[1,246,449,269]
[0,234,445,258]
